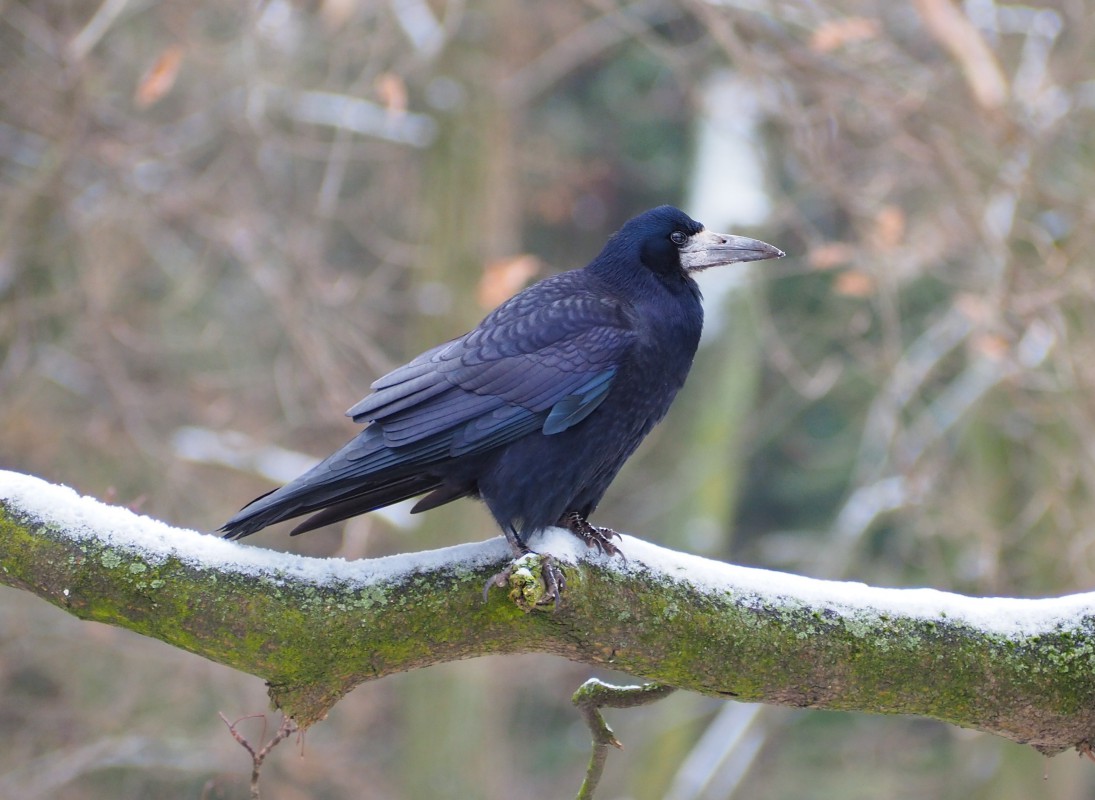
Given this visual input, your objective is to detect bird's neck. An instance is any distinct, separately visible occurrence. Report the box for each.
[588,256,702,307]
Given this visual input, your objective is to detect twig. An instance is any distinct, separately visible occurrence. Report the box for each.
[571,679,676,799]
[219,713,298,800]
[68,0,131,62]
[501,0,683,106]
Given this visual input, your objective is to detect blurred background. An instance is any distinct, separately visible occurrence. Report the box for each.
[2,0,1095,797]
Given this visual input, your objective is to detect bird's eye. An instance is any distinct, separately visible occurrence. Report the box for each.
[670,231,688,246]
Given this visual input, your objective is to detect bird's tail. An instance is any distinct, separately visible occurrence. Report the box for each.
[219,427,447,540]
[220,473,443,540]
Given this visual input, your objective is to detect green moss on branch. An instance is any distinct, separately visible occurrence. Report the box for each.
[3,474,1095,754]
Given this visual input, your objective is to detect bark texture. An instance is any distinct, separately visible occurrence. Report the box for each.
[2,471,1094,755]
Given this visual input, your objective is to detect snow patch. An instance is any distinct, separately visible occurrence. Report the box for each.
[4,470,1095,638]
[0,470,508,587]
[528,528,1095,639]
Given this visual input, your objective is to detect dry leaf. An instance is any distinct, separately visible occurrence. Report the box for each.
[971,332,1009,360]
[808,242,856,270]
[134,45,184,108]
[320,0,357,29]
[375,73,408,117]
[954,293,993,324]
[913,0,1008,110]
[834,270,876,297]
[871,205,906,250]
[478,254,541,308]
[810,17,881,53]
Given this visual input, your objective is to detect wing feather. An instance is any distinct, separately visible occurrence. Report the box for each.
[220,274,638,539]
[344,282,636,457]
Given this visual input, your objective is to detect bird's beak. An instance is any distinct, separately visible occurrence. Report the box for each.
[680,229,785,272]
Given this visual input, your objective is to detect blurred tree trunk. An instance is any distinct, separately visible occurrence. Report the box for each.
[401,3,527,795]
[654,290,763,553]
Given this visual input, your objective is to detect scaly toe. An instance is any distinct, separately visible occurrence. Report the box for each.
[482,553,566,611]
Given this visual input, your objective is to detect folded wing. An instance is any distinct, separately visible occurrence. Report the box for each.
[220,284,635,539]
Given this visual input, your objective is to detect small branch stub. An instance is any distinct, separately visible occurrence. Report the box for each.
[571,680,676,799]
[486,552,565,612]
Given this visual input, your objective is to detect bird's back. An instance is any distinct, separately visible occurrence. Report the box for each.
[474,263,705,536]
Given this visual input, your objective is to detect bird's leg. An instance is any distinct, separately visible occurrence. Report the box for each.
[483,526,566,610]
[502,522,527,556]
[558,510,623,558]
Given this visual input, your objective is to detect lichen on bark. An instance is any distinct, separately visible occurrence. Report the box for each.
[2,471,1095,753]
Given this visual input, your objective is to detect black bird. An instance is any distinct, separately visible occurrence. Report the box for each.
[221,206,782,576]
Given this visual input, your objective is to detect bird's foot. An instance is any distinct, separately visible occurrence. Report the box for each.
[483,552,566,612]
[558,511,624,558]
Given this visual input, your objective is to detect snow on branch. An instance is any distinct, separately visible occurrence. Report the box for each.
[2,469,1094,755]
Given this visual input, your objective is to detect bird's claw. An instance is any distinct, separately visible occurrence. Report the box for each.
[541,557,566,609]
[482,569,511,603]
[483,553,566,612]
[559,512,624,558]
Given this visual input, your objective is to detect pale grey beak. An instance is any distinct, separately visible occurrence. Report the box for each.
[680,229,784,272]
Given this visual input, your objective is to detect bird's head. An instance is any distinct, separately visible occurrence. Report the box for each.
[602,205,784,286]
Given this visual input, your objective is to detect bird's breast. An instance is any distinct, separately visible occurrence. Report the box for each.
[616,298,703,419]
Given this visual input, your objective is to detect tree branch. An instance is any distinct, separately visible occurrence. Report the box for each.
[2,470,1095,755]
[572,680,676,799]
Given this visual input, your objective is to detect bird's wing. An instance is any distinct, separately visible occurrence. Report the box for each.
[346,289,634,458]
[219,286,635,539]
